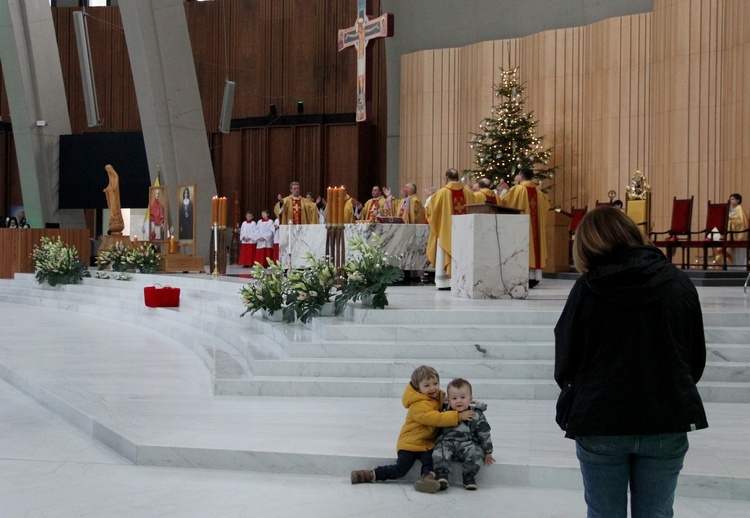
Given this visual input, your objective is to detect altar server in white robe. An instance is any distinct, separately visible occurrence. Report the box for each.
[272,218,280,262]
[254,210,275,267]
[238,212,257,267]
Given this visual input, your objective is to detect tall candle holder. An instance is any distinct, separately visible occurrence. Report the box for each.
[212,222,220,276]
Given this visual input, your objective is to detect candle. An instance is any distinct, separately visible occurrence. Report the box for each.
[214,224,218,253]
[133,235,138,246]
[221,197,228,227]
[340,186,347,225]
[212,196,218,224]
[170,236,175,254]
[326,187,332,227]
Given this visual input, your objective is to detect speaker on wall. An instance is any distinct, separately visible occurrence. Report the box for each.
[218,80,236,133]
[73,11,101,127]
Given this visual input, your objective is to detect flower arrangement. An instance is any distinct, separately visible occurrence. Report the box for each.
[31,236,90,286]
[282,252,339,323]
[97,242,130,272]
[124,244,163,274]
[240,260,286,318]
[334,234,404,312]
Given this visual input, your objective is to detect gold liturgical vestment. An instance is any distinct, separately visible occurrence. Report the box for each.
[501,180,550,270]
[394,195,425,224]
[275,196,318,225]
[362,196,389,221]
[474,188,498,205]
[426,181,475,276]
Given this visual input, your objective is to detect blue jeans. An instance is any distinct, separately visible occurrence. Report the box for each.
[374,450,434,481]
[575,433,688,518]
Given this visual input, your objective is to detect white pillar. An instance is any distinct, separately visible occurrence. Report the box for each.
[118,0,216,258]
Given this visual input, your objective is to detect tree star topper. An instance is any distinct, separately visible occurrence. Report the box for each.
[338,0,393,122]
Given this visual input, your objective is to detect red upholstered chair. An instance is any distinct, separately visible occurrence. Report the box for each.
[649,196,694,267]
[568,206,588,264]
[681,201,729,269]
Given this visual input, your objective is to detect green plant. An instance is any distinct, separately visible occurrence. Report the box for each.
[282,252,339,323]
[125,244,163,274]
[97,242,130,271]
[334,234,404,312]
[31,236,90,286]
[240,261,286,317]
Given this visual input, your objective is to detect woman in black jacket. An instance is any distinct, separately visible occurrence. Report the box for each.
[554,206,707,518]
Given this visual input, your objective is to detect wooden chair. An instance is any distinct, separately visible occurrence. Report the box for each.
[568,206,588,264]
[595,200,611,207]
[681,201,729,269]
[649,196,694,267]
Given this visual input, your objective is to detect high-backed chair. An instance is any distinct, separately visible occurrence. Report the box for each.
[594,200,611,207]
[649,196,694,267]
[568,206,588,264]
[681,201,729,269]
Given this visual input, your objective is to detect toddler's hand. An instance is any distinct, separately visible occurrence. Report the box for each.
[484,454,496,466]
[458,410,475,422]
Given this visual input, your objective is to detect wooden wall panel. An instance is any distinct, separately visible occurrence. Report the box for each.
[0,229,89,279]
[400,0,750,235]
[324,124,359,191]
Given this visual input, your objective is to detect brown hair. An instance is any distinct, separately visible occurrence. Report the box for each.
[447,378,472,397]
[410,365,439,389]
[573,206,651,274]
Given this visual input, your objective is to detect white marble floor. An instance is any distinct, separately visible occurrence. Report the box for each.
[1,276,750,517]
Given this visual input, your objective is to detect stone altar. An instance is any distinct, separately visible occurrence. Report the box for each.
[278,223,432,271]
[451,214,529,299]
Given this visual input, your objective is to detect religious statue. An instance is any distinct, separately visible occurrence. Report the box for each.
[103,165,125,234]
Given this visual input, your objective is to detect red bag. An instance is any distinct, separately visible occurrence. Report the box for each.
[143,284,180,308]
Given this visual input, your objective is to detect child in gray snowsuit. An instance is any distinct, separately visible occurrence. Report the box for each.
[433,378,495,490]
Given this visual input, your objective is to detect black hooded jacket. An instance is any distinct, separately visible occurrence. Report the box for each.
[554,245,708,439]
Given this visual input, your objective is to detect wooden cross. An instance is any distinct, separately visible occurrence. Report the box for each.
[337,0,394,122]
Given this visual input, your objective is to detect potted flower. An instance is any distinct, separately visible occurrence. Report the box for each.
[240,260,286,321]
[334,233,404,313]
[282,252,339,324]
[125,244,163,273]
[31,236,90,286]
[97,242,130,272]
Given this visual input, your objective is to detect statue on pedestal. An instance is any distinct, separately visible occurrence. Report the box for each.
[104,164,125,234]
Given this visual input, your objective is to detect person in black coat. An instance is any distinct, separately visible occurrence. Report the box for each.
[554,206,707,518]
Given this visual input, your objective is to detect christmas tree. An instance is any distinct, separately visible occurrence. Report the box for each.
[467,67,555,186]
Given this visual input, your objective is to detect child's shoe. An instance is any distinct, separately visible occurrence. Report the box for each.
[414,471,441,493]
[351,469,375,484]
[462,473,477,490]
[434,470,449,491]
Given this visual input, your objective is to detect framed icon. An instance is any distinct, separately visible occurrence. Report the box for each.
[177,184,197,250]
[148,185,169,244]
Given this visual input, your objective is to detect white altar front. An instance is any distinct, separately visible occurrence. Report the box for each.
[278,223,432,271]
[450,214,529,299]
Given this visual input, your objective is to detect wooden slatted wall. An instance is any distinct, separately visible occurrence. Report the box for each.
[400,0,750,235]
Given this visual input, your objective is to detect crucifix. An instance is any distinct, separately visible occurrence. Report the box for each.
[337,0,394,122]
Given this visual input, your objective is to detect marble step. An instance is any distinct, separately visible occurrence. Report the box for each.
[251,358,555,379]
[280,340,555,360]
[215,376,560,399]
[246,358,749,384]
[311,322,556,342]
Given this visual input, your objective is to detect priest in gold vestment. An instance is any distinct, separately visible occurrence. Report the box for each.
[426,169,475,288]
[391,183,424,224]
[726,193,749,267]
[473,177,499,205]
[500,168,550,287]
[361,186,390,221]
[275,181,319,225]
